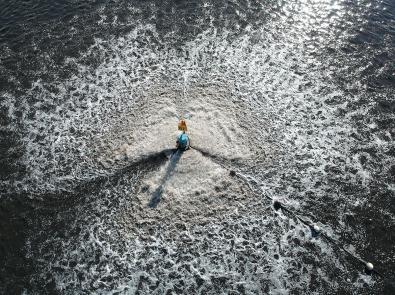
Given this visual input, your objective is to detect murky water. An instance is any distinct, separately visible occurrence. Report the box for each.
[1,0,394,294]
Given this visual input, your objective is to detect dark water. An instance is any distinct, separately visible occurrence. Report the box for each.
[1,0,394,294]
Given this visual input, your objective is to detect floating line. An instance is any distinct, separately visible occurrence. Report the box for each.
[190,145,387,279]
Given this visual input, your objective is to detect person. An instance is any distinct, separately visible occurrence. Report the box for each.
[178,119,187,132]
[176,120,190,150]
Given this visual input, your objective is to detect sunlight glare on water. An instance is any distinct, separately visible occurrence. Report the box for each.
[0,0,394,294]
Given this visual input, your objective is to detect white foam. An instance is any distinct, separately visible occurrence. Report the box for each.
[5,1,387,293]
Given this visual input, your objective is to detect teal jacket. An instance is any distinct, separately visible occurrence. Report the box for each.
[177,133,189,149]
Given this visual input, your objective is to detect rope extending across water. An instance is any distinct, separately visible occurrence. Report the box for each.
[190,145,387,280]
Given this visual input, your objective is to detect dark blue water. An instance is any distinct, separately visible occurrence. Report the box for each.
[1,0,394,294]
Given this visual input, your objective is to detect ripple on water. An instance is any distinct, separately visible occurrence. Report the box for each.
[1,0,394,294]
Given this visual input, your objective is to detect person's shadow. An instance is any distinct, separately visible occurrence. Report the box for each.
[148,149,182,208]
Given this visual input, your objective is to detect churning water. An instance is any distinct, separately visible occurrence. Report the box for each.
[0,0,394,294]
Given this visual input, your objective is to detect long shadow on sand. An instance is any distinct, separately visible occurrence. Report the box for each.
[148,149,182,208]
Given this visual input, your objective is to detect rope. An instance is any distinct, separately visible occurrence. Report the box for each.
[190,145,387,278]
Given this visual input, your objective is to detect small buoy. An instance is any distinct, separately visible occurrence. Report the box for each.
[229,170,236,177]
[366,262,374,271]
[273,200,282,211]
[313,225,320,233]
[311,224,321,237]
